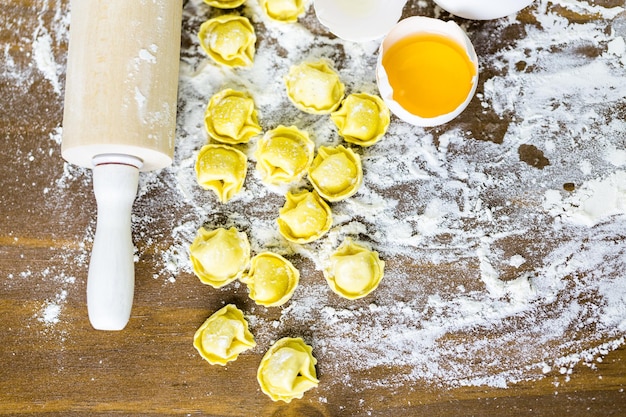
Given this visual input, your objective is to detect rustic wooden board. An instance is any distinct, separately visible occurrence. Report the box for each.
[1,1,625,416]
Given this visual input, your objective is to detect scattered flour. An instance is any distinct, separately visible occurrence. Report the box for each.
[18,0,626,393]
[39,289,67,325]
[32,31,61,94]
[164,0,626,390]
[544,170,626,227]
[33,267,77,329]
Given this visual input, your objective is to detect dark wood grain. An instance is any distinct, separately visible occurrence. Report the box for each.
[1,1,625,416]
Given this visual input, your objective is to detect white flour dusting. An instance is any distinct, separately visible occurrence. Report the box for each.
[39,289,67,325]
[544,170,626,226]
[163,0,626,390]
[32,266,77,332]
[17,0,626,393]
[32,31,61,94]
[1,0,78,340]
[32,0,68,94]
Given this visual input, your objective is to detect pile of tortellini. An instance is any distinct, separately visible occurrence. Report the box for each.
[190,0,389,403]
[193,304,319,402]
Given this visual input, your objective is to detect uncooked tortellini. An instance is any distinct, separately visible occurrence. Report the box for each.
[260,0,305,22]
[308,145,363,202]
[205,89,261,144]
[193,304,256,366]
[331,93,390,147]
[257,337,319,403]
[324,238,385,300]
[195,144,247,203]
[284,60,345,114]
[254,125,314,184]
[241,252,299,307]
[277,190,332,243]
[198,15,256,67]
[189,227,251,288]
[203,0,246,8]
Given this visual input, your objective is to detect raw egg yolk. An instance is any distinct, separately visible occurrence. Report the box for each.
[382,33,476,118]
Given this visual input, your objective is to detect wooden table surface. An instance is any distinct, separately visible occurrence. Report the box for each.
[1,1,625,416]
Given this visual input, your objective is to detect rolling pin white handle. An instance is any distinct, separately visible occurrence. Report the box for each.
[87,155,142,331]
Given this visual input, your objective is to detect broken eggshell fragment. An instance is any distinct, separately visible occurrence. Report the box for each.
[432,0,535,20]
[313,0,407,42]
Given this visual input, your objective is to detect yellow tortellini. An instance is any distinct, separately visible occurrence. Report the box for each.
[205,89,262,144]
[189,227,251,288]
[241,252,299,307]
[195,144,247,203]
[193,304,256,366]
[277,190,332,243]
[308,145,363,202]
[324,238,385,300]
[203,0,246,8]
[257,337,319,403]
[260,0,305,22]
[331,92,390,147]
[284,60,345,114]
[254,125,314,184]
[198,15,256,67]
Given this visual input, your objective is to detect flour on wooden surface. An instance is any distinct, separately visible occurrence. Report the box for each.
[165,0,626,390]
[18,0,626,394]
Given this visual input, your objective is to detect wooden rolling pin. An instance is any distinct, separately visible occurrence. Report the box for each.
[62,0,183,330]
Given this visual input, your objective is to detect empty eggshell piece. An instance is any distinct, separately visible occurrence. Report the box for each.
[432,0,535,20]
[313,0,408,42]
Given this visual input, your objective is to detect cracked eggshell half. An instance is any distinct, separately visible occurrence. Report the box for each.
[376,16,479,127]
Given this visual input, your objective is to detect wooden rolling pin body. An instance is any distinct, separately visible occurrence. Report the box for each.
[61,0,183,330]
[62,0,182,170]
